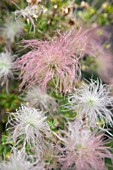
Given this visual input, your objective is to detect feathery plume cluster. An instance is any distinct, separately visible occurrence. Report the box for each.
[67,79,113,128]
[16,28,87,92]
[0,50,15,87]
[24,87,58,112]
[1,0,113,169]
[7,104,51,148]
[14,4,43,31]
[58,121,113,170]
[0,16,24,43]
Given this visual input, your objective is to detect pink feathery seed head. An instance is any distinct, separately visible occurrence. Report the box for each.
[58,122,113,170]
[60,27,88,57]
[16,28,87,92]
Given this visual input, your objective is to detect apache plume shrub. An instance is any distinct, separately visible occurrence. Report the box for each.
[1,1,113,170]
[16,28,87,92]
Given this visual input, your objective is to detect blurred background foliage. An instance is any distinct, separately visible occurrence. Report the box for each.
[0,0,113,164]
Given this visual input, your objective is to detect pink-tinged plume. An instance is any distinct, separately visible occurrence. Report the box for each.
[57,121,113,170]
[16,28,87,92]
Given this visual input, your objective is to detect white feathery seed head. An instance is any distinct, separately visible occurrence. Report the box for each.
[24,87,58,112]
[1,16,24,43]
[14,4,43,31]
[7,104,51,148]
[0,51,15,86]
[67,79,113,128]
